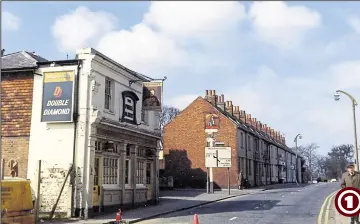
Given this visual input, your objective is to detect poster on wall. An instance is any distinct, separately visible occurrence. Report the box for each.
[41,70,75,122]
[142,81,162,111]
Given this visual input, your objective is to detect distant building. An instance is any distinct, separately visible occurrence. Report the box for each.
[1,51,47,178]
[163,90,303,188]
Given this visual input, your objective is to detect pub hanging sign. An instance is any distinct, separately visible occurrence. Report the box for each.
[41,70,75,122]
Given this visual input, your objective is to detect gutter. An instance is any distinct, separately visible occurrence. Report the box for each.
[71,60,82,217]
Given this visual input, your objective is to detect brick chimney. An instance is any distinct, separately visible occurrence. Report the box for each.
[216,94,225,111]
[225,101,233,115]
[240,110,246,123]
[256,121,262,131]
[233,106,240,120]
[251,118,257,128]
[205,90,217,105]
[245,114,252,125]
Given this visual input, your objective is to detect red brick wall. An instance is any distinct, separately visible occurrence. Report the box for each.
[1,72,34,178]
[163,97,239,189]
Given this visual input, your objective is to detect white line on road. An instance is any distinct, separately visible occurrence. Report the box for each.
[229,217,237,221]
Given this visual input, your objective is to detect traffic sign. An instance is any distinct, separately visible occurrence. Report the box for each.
[335,187,360,217]
[205,147,231,168]
[205,148,217,167]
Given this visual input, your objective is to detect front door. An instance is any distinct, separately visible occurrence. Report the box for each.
[93,157,100,212]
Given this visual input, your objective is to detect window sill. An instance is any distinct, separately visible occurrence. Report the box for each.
[102,185,121,190]
[104,109,115,115]
[136,184,147,189]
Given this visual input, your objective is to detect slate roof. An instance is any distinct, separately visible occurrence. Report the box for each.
[1,51,47,70]
[206,99,297,155]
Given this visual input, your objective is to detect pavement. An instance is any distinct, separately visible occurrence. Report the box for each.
[138,182,339,224]
[40,183,311,224]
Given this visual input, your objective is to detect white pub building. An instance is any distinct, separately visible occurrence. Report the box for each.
[27,48,163,218]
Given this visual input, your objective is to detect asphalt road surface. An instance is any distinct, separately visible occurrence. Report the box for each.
[140,182,339,224]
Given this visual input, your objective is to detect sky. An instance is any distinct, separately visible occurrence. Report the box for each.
[2,1,360,155]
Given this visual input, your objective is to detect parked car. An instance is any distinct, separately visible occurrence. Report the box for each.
[330,178,337,182]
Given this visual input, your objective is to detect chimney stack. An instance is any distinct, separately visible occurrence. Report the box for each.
[245,114,252,125]
[225,101,233,115]
[240,110,246,123]
[251,118,257,128]
[256,121,262,130]
[216,94,225,111]
[205,90,217,105]
[233,106,240,120]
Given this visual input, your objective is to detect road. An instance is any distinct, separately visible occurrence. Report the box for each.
[139,183,339,224]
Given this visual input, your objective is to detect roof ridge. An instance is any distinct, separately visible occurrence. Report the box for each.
[1,51,23,58]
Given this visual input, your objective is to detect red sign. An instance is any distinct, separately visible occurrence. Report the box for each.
[335,187,360,217]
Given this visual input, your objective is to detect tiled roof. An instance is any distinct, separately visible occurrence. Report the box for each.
[206,99,295,154]
[1,51,47,70]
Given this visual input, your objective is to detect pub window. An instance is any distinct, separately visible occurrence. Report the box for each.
[103,157,118,185]
[146,162,151,184]
[95,141,101,152]
[105,78,114,112]
[136,160,145,184]
[125,159,130,185]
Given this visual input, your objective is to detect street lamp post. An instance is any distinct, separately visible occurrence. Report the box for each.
[294,134,302,186]
[334,90,359,171]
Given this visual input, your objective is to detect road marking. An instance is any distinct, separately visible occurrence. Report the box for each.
[229,217,237,221]
[318,190,338,224]
[324,191,337,224]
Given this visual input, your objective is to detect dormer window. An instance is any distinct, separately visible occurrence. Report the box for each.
[121,91,139,124]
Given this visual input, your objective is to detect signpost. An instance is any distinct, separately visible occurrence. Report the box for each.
[205,146,232,195]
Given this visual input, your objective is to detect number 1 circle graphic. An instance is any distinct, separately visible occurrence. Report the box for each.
[335,187,360,217]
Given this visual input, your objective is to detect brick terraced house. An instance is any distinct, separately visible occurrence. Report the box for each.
[163,90,305,189]
[1,50,47,178]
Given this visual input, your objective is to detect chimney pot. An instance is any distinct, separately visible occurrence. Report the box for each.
[211,90,216,96]
[221,94,224,103]
[206,90,209,96]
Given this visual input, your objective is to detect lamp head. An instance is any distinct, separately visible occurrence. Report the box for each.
[334,93,340,101]
[299,135,302,140]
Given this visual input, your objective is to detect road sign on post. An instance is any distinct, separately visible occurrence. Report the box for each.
[205,147,231,168]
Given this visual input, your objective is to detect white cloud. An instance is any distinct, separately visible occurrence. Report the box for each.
[2,11,20,31]
[249,1,321,50]
[144,1,246,41]
[97,24,188,74]
[51,6,117,52]
[348,16,360,35]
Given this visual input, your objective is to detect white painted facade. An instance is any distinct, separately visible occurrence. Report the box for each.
[27,48,161,219]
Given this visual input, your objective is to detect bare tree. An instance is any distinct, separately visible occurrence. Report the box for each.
[296,143,319,181]
[160,105,181,130]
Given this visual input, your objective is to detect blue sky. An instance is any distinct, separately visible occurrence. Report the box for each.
[3,1,360,155]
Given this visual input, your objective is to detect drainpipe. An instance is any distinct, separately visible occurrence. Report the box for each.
[71,60,82,217]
